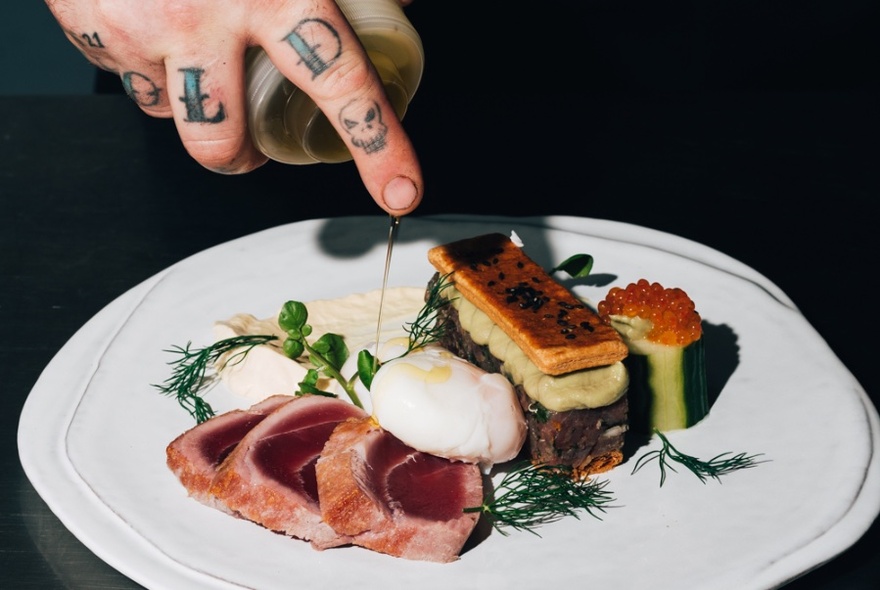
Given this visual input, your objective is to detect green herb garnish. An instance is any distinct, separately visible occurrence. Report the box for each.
[404,273,454,352]
[153,334,278,423]
[158,278,455,420]
[465,462,615,536]
[632,429,766,486]
[277,300,362,408]
[551,253,594,278]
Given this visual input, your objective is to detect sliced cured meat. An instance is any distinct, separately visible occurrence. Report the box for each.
[316,416,483,562]
[210,394,367,549]
[166,394,293,510]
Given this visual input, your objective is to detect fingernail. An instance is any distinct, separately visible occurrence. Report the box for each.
[382,176,418,211]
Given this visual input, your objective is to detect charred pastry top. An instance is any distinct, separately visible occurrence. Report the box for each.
[428,233,628,375]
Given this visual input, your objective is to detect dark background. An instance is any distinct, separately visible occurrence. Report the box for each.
[3,1,879,588]
[90,1,879,94]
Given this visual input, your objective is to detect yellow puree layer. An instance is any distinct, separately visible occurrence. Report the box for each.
[448,287,628,411]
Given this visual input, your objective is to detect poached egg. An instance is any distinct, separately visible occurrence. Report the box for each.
[369,344,527,472]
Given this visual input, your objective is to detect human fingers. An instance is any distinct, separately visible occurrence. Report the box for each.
[46,1,122,81]
[46,1,174,117]
[255,4,423,215]
[47,0,265,172]
[163,42,269,174]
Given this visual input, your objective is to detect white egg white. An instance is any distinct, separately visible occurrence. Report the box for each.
[331,337,412,414]
[370,345,527,471]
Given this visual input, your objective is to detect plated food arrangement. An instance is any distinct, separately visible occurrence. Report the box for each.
[161,231,745,563]
[18,216,880,590]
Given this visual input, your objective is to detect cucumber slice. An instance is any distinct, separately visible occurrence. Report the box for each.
[626,338,708,433]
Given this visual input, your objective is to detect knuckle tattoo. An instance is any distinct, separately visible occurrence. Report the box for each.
[339,98,388,155]
[284,18,343,79]
[122,72,163,107]
[178,68,226,124]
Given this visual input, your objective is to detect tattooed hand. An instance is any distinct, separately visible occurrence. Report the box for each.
[44,0,422,215]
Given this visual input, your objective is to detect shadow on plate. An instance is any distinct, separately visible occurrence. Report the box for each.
[315,215,560,269]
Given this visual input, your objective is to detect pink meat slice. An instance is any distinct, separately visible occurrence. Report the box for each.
[316,416,484,562]
[166,394,293,510]
[210,394,367,549]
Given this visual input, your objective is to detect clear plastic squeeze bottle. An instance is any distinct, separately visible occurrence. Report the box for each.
[246,0,424,164]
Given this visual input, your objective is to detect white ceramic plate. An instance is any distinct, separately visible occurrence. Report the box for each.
[18,215,880,590]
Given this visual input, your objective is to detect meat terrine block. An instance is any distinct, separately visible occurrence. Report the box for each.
[436,298,628,476]
[426,233,630,477]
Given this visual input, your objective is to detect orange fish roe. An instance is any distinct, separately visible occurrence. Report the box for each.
[598,279,702,346]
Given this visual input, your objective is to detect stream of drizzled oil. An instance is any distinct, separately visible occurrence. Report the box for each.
[373,215,400,372]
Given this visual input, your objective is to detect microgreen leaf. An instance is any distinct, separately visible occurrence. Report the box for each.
[278,300,308,333]
[282,338,305,359]
[551,254,594,278]
[275,300,362,407]
[357,349,377,390]
[310,333,349,370]
[297,369,336,397]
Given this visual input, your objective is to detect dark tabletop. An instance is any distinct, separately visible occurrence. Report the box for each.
[2,2,879,588]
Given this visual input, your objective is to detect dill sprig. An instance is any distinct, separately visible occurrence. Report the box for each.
[402,272,454,353]
[465,462,616,536]
[632,430,766,486]
[153,334,277,423]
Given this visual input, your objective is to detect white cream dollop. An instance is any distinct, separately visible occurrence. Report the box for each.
[212,315,309,401]
[213,287,425,404]
[370,345,527,472]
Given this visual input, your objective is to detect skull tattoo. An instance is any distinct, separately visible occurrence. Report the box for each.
[339,98,388,154]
